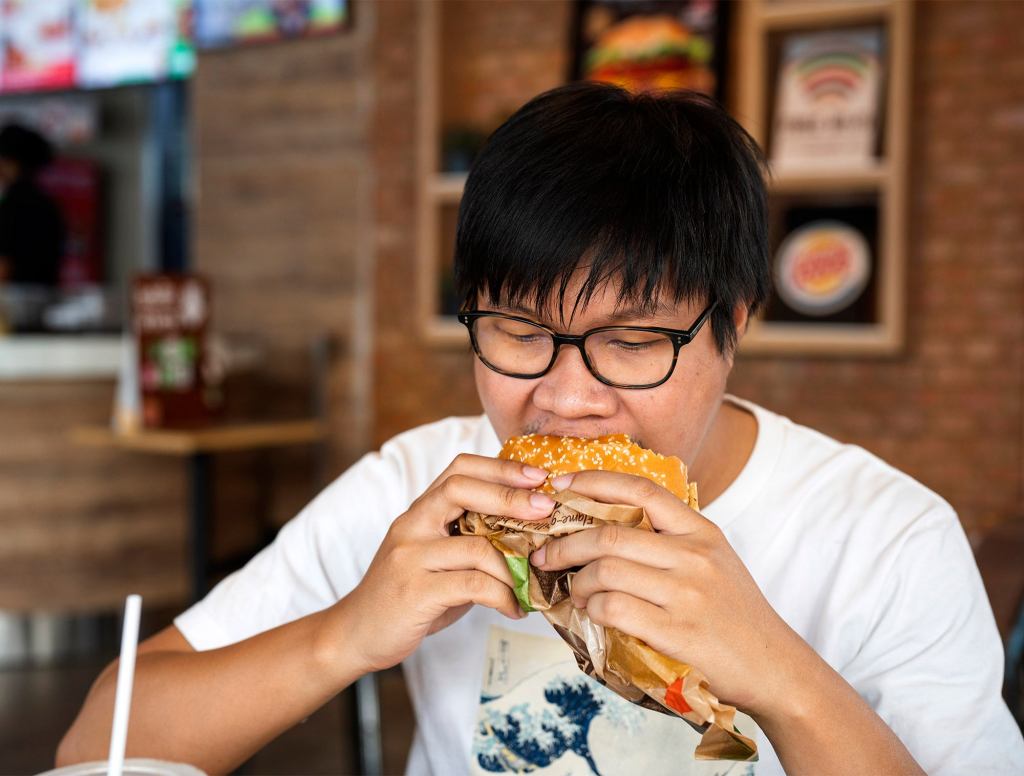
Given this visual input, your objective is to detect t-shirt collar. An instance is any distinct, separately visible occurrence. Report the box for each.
[701,394,783,528]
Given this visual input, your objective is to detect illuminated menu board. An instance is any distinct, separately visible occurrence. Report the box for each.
[195,0,348,49]
[76,0,195,88]
[0,0,351,95]
[1,0,76,93]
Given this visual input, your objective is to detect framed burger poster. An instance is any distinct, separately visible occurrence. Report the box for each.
[766,196,878,325]
[742,190,904,355]
[570,0,730,100]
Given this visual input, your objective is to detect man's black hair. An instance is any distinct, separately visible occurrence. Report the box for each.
[453,81,770,356]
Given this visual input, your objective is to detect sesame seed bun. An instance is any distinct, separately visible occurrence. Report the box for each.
[499,433,699,509]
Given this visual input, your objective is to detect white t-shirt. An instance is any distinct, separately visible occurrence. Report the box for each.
[175,396,1024,775]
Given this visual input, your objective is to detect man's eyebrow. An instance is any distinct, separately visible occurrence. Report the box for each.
[495,301,678,324]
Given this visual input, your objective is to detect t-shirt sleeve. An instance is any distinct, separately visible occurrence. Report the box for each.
[841,507,1024,774]
[174,447,407,651]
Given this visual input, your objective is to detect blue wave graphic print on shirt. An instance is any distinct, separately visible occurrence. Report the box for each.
[476,674,604,774]
[470,625,759,776]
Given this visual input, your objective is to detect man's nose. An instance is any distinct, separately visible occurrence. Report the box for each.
[531,343,617,418]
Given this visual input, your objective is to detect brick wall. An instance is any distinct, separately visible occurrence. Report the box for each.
[440,0,573,134]
[372,0,1024,540]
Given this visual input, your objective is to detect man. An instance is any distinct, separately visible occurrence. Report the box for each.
[59,83,1024,775]
[0,123,64,287]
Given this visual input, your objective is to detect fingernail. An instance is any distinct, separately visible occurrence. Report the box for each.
[517,609,528,619]
[530,492,555,511]
[531,546,546,566]
[522,465,548,480]
[551,473,574,490]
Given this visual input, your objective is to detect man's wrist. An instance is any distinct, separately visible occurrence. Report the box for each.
[744,636,923,775]
[744,630,827,732]
[309,599,368,693]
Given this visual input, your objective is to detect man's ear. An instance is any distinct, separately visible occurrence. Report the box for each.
[733,303,750,337]
[723,304,750,368]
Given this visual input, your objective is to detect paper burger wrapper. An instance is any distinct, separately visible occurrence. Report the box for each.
[453,490,758,762]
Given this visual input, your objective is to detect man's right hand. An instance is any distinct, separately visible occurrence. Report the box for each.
[321,453,555,676]
[58,454,555,773]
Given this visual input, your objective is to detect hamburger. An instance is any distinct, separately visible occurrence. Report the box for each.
[499,431,699,507]
[583,14,715,94]
[452,434,757,762]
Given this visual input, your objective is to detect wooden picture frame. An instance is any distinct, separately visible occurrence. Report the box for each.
[736,0,913,356]
[415,3,465,344]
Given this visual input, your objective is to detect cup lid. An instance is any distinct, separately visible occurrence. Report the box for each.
[37,759,206,776]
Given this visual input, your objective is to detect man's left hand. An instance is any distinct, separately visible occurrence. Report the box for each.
[530,469,813,718]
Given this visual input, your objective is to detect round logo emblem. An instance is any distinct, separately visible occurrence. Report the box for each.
[774,221,871,316]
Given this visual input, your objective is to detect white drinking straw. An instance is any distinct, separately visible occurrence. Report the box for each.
[107,594,142,776]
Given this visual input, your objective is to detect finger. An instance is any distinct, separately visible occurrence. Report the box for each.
[551,470,709,535]
[435,569,524,620]
[585,591,671,647]
[422,536,515,587]
[532,523,675,571]
[570,557,675,609]
[419,474,556,536]
[428,453,549,493]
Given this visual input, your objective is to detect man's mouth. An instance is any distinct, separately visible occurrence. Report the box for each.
[521,424,644,448]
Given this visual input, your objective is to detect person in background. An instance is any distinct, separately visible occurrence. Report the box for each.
[0,123,65,287]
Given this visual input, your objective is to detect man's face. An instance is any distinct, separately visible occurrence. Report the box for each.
[474,274,740,463]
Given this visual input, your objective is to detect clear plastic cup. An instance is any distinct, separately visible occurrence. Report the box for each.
[37,760,206,776]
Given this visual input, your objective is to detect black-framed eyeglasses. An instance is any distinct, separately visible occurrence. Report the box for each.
[457,301,718,389]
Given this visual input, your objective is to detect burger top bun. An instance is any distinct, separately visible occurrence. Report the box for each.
[499,433,699,509]
[593,15,692,57]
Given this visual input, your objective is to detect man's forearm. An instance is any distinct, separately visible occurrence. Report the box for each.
[754,643,923,776]
[58,605,363,774]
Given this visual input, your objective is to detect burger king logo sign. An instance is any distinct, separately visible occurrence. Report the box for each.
[774,221,871,316]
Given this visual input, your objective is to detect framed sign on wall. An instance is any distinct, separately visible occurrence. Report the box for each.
[737,0,913,356]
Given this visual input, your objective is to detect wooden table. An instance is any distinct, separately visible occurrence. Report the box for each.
[72,420,326,603]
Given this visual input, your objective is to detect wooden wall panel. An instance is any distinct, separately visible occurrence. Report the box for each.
[0,382,188,611]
